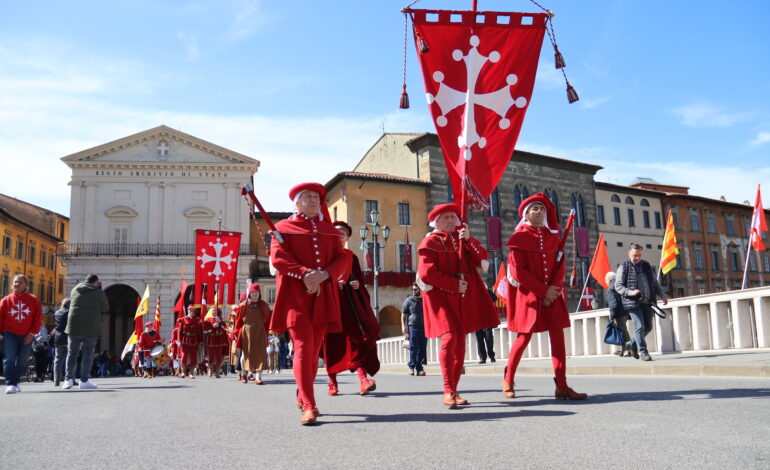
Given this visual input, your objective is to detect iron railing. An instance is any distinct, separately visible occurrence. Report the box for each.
[57,243,252,258]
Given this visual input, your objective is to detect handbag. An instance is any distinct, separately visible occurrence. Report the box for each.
[603,321,625,346]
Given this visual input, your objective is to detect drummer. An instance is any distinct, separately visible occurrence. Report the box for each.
[138,321,163,378]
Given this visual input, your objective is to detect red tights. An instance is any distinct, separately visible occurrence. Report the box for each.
[180,345,198,366]
[208,346,224,367]
[439,332,466,394]
[328,367,368,387]
[289,319,327,412]
[505,329,568,389]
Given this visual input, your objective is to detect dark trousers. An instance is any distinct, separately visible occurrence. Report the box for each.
[408,326,427,371]
[627,305,654,354]
[475,328,495,361]
[34,349,48,380]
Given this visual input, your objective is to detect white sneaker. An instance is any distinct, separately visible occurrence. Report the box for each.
[62,379,74,390]
[14,385,20,393]
[5,385,16,394]
[79,380,97,390]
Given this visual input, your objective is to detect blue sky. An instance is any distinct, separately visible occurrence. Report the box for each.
[1,0,769,216]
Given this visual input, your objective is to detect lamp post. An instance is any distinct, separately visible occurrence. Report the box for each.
[360,209,390,319]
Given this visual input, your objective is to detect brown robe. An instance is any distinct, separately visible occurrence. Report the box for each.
[235,300,271,371]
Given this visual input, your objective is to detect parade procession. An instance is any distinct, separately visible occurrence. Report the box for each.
[3,3,770,465]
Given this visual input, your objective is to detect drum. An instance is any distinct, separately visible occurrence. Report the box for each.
[150,345,170,369]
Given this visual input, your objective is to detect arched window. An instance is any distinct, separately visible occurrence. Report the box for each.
[570,192,586,227]
[625,196,635,205]
[544,187,560,217]
[610,194,620,203]
[513,183,530,213]
[486,188,501,217]
[640,199,650,207]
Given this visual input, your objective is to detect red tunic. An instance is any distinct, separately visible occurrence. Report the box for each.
[269,214,348,333]
[203,319,229,348]
[323,250,381,376]
[138,330,163,354]
[417,231,499,338]
[169,327,181,358]
[505,224,569,333]
[178,317,203,345]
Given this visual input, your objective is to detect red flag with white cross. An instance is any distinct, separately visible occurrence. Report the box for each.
[194,230,241,306]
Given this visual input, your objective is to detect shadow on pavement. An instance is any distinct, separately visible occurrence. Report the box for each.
[322,409,575,424]
[589,387,770,403]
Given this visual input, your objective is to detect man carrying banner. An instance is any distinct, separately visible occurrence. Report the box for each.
[504,194,587,400]
[269,182,348,425]
[614,243,668,361]
[417,203,499,408]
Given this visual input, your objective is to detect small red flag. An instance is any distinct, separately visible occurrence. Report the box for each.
[589,234,612,289]
[404,229,413,271]
[750,184,768,252]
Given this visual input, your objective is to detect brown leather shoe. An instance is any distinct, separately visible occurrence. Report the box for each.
[554,379,588,400]
[443,393,458,408]
[300,409,318,425]
[254,379,264,385]
[502,380,515,399]
[455,394,469,405]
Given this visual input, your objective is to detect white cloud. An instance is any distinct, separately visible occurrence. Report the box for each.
[227,0,266,41]
[176,32,200,60]
[669,102,752,128]
[748,131,770,149]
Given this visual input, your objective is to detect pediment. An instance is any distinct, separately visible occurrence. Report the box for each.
[183,206,216,218]
[61,125,259,168]
[105,206,138,218]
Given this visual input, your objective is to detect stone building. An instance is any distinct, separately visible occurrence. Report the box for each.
[630,181,770,297]
[59,125,257,355]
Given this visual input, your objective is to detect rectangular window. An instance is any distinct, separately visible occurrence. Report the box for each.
[730,251,740,271]
[397,202,411,226]
[398,243,413,272]
[486,189,501,217]
[47,283,54,304]
[113,226,129,244]
[675,253,682,270]
[2,236,10,256]
[267,288,276,304]
[726,219,735,236]
[59,222,66,238]
[49,253,56,270]
[672,212,678,229]
[694,249,704,269]
[365,200,379,223]
[642,211,650,228]
[613,207,621,226]
[745,221,751,238]
[708,217,716,233]
[690,214,699,232]
[711,249,720,270]
[29,246,36,266]
[1,272,9,297]
[627,209,635,227]
[58,276,64,295]
[654,212,662,229]
[764,254,770,273]
[597,205,605,224]
[366,242,383,271]
[749,254,757,272]
[16,239,24,260]
[28,280,34,297]
[40,250,47,268]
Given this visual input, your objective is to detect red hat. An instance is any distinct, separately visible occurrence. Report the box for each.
[238,292,247,302]
[518,193,559,232]
[246,283,260,298]
[144,321,154,328]
[333,221,352,237]
[428,203,462,226]
[289,182,331,221]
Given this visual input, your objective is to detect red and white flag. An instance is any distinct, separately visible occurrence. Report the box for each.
[194,230,241,305]
[493,261,509,303]
[580,287,594,311]
[404,229,413,271]
[750,185,768,252]
[410,9,547,210]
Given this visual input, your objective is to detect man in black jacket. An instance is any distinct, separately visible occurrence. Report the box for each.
[401,283,427,376]
[614,244,668,361]
[52,298,71,387]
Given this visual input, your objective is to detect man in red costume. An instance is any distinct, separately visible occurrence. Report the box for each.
[177,305,203,379]
[270,182,348,425]
[504,193,587,400]
[323,221,380,397]
[203,310,229,378]
[138,321,163,378]
[417,203,499,408]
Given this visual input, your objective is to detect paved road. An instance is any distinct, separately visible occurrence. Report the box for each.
[2,371,768,469]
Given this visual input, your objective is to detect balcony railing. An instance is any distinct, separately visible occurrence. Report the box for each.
[57,243,252,258]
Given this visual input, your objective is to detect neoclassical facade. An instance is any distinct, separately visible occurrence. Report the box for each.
[60,125,258,354]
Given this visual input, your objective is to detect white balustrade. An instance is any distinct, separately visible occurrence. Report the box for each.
[376,286,770,365]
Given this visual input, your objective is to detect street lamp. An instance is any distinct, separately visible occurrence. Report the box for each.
[360,208,390,318]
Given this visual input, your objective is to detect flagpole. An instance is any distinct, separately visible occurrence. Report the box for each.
[573,275,591,314]
[741,237,753,289]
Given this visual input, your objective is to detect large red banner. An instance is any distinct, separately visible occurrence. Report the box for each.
[409,9,547,210]
[194,230,241,306]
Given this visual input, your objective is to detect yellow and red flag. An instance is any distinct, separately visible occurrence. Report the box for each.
[588,234,612,289]
[660,210,680,275]
[750,184,768,252]
[153,294,161,331]
[121,285,150,359]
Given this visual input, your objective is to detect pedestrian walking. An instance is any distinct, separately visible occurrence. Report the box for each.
[401,283,427,376]
[0,274,43,394]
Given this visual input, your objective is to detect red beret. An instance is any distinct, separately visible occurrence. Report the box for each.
[289,182,326,201]
[333,221,352,237]
[518,193,559,230]
[144,321,154,328]
[428,203,461,223]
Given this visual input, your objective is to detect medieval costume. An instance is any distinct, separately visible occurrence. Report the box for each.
[504,193,587,400]
[178,307,203,378]
[137,321,163,378]
[324,221,381,397]
[204,310,229,378]
[270,182,348,425]
[234,284,271,384]
[417,203,499,408]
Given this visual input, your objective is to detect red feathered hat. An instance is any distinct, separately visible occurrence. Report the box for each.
[333,221,352,237]
[518,193,560,233]
[289,182,331,221]
[428,203,462,226]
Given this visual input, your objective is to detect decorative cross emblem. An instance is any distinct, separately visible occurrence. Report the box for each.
[427,35,528,161]
[9,301,30,322]
[197,238,235,280]
[157,140,169,158]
